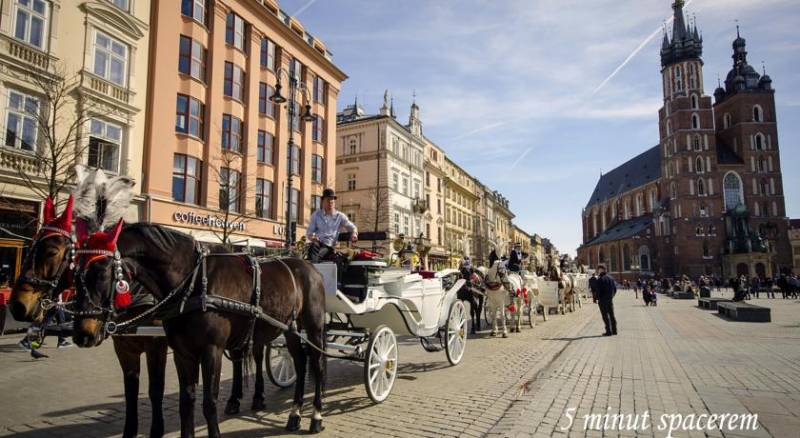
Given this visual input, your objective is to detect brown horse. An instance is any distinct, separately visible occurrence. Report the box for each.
[71,222,328,436]
[10,197,169,438]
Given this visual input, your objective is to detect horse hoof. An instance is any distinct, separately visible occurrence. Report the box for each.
[502,332,508,338]
[309,418,325,434]
[224,399,240,415]
[251,397,266,411]
[491,331,497,337]
[286,415,301,432]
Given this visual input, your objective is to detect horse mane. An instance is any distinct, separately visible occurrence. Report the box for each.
[122,223,196,258]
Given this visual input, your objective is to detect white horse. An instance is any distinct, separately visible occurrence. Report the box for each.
[484,261,524,336]
[520,270,543,325]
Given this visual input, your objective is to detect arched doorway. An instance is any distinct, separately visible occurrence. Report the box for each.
[736,263,749,277]
[755,263,766,279]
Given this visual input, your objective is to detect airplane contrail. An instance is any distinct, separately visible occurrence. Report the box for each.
[591,0,696,96]
[293,0,317,18]
[509,147,533,171]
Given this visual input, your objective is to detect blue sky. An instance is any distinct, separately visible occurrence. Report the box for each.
[283,0,800,256]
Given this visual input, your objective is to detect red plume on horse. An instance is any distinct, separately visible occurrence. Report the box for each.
[41,195,74,235]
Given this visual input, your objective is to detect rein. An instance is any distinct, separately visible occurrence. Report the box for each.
[19,226,75,309]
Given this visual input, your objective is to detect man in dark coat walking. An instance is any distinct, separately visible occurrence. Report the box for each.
[594,264,617,336]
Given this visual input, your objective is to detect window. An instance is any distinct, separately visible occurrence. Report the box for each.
[402,177,408,195]
[691,94,699,109]
[753,105,763,122]
[689,64,697,89]
[4,89,38,151]
[290,101,301,132]
[760,179,769,196]
[258,83,275,117]
[88,119,122,172]
[392,173,398,191]
[724,172,743,210]
[311,154,323,183]
[181,0,207,25]
[347,173,356,191]
[225,12,246,51]
[313,76,326,104]
[172,154,201,204]
[693,135,701,151]
[255,179,272,218]
[219,167,240,213]
[256,131,273,164]
[697,178,706,196]
[93,31,128,86]
[285,187,299,220]
[394,213,400,234]
[754,134,764,151]
[311,195,321,212]
[312,115,325,143]
[223,62,245,101]
[723,113,731,129]
[700,204,708,217]
[14,0,48,49]
[666,120,672,137]
[109,0,129,11]
[674,66,683,91]
[288,58,303,83]
[696,156,704,173]
[175,94,204,139]
[287,144,300,175]
[221,114,243,152]
[670,182,677,199]
[260,38,276,70]
[757,158,765,173]
[178,36,205,81]
[691,113,700,130]
[348,139,356,155]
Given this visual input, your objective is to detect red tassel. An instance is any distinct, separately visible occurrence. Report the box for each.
[115,291,132,309]
[507,304,516,313]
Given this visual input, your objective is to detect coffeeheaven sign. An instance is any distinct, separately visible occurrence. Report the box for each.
[173,211,246,232]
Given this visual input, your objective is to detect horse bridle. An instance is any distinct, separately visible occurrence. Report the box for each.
[19,226,76,309]
[72,248,131,319]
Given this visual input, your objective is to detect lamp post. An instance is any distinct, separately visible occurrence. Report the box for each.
[269,67,316,250]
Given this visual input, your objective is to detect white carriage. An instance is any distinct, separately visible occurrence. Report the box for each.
[267,260,468,403]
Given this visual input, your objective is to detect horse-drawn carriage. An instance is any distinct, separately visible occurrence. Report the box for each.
[267,239,469,403]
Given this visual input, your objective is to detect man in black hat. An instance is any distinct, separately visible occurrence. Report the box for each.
[594,264,617,336]
[508,243,522,272]
[306,188,358,262]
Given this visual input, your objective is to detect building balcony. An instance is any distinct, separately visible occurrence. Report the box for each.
[0,147,40,175]
[1,35,53,71]
[79,70,135,107]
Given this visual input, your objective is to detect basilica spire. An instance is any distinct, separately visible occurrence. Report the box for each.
[660,0,703,67]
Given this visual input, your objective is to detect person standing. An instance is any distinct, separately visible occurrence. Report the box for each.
[594,264,617,336]
[305,188,358,262]
[488,249,499,268]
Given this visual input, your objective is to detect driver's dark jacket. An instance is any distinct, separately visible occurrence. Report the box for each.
[595,273,616,301]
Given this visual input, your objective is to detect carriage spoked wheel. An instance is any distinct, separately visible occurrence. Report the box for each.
[364,325,398,403]
[266,343,297,389]
[445,300,467,365]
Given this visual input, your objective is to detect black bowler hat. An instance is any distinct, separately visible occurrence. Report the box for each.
[322,188,337,199]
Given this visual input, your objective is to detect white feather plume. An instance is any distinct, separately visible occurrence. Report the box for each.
[71,165,136,231]
[72,165,103,230]
[100,175,136,228]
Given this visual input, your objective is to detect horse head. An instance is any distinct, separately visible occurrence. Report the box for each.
[10,196,75,322]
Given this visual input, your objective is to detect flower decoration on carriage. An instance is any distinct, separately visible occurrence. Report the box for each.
[75,218,132,309]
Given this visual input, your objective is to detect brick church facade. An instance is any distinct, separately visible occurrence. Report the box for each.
[577,0,791,281]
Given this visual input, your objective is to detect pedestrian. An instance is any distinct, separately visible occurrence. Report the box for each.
[594,264,617,336]
[589,272,598,302]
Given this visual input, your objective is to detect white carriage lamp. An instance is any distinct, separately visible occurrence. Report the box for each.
[270,68,316,250]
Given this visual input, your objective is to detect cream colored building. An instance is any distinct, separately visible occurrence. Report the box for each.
[443,156,479,268]
[335,94,427,258]
[0,0,150,280]
[423,137,447,269]
[142,0,345,249]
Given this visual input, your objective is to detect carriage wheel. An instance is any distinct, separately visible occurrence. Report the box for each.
[364,325,397,403]
[266,343,296,389]
[445,300,467,365]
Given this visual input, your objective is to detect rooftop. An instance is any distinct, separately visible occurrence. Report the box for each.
[586,146,661,209]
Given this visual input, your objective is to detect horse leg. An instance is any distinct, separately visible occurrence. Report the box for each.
[306,328,326,433]
[145,338,168,438]
[490,300,497,337]
[200,345,223,438]
[113,339,141,438]
[252,341,266,411]
[476,296,484,331]
[500,299,508,338]
[224,349,243,415]
[515,298,522,332]
[174,353,200,438]
[285,334,307,432]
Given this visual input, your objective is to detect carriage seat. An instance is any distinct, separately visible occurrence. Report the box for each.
[339,260,387,304]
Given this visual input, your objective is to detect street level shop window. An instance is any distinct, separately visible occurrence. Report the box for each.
[14,0,48,50]
[93,31,128,87]
[88,118,122,173]
[4,89,39,151]
[172,154,201,204]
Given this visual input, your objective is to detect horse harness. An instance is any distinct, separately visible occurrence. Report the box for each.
[20,226,76,309]
[73,244,302,348]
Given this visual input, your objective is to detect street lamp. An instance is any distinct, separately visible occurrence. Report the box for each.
[270,67,316,250]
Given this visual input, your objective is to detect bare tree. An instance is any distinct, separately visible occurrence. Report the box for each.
[358,186,391,252]
[207,149,255,249]
[5,63,97,205]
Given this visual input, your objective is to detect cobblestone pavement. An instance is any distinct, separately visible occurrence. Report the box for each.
[2,290,799,437]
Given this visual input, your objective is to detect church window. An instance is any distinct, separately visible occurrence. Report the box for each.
[691,113,700,130]
[697,178,706,196]
[670,182,677,199]
[760,179,769,195]
[691,94,699,109]
[666,120,672,137]
[757,158,765,173]
[693,135,701,151]
[689,63,698,89]
[753,105,763,122]
[723,172,744,210]
[723,113,731,129]
[674,66,683,91]
[754,133,764,150]
[695,156,704,173]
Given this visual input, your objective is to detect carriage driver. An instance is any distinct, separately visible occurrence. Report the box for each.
[306,188,358,263]
[459,256,473,279]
